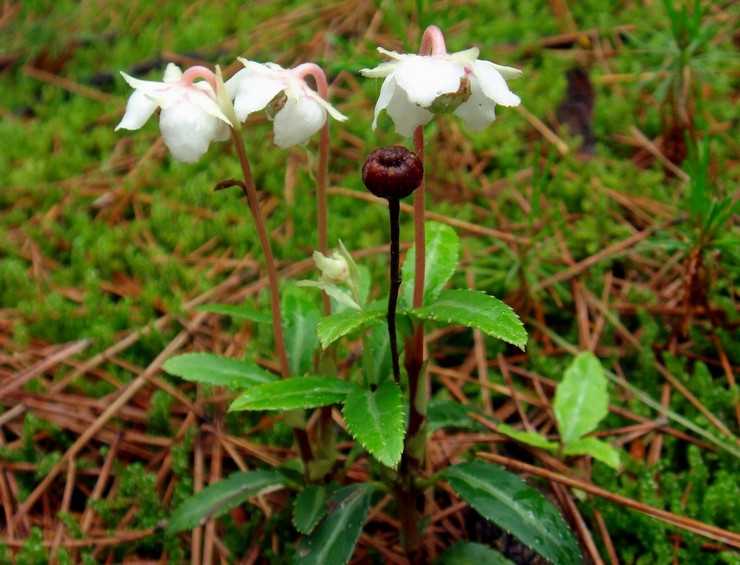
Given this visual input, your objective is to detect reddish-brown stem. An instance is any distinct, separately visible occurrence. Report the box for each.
[230,128,313,464]
[295,63,334,455]
[406,125,427,439]
[295,63,331,313]
[230,129,289,377]
[396,26,449,561]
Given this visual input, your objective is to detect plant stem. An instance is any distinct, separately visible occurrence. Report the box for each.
[297,64,332,314]
[295,63,334,463]
[230,127,313,464]
[394,28,446,560]
[388,197,402,383]
[411,126,426,311]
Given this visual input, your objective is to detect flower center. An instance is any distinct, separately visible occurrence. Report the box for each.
[429,76,472,114]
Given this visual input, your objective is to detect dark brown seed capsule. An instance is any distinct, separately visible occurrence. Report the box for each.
[362,145,423,200]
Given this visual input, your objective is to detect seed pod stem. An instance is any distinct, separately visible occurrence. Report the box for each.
[388,197,402,383]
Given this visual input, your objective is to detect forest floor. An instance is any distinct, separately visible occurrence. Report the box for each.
[0,1,738,563]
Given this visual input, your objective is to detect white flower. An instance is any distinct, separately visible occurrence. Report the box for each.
[116,64,232,163]
[226,59,347,148]
[361,47,521,136]
[313,250,349,284]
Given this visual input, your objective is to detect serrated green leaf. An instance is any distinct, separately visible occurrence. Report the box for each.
[554,352,608,444]
[167,470,284,534]
[282,285,321,376]
[427,399,478,432]
[163,353,276,389]
[412,289,527,349]
[228,377,352,411]
[343,382,407,468]
[197,303,271,323]
[317,302,385,349]
[362,321,392,386]
[563,437,621,469]
[497,423,558,451]
[401,221,460,307]
[438,541,514,565]
[443,461,581,565]
[294,484,374,565]
[293,485,328,534]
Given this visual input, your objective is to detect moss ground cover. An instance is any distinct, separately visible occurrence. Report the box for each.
[0,1,738,563]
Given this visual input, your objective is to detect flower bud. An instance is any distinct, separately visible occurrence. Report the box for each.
[362,146,423,200]
[313,250,350,284]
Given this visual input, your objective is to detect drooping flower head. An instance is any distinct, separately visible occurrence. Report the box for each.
[116,64,233,163]
[226,59,347,148]
[361,26,522,136]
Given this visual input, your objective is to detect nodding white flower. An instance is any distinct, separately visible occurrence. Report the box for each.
[361,46,521,136]
[116,63,232,163]
[226,59,347,148]
[313,250,350,284]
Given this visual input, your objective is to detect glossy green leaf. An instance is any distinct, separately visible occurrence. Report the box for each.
[229,377,352,411]
[163,353,276,389]
[294,484,375,565]
[282,285,321,376]
[412,289,527,349]
[554,352,608,444]
[438,541,514,565]
[427,399,478,432]
[361,321,393,386]
[401,221,460,306]
[293,485,328,534]
[343,382,407,468]
[197,303,271,323]
[497,423,558,451]
[317,302,385,349]
[443,461,581,565]
[563,437,621,469]
[167,470,284,534]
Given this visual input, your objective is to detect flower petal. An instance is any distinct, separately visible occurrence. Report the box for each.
[115,88,158,131]
[489,62,522,79]
[213,120,231,142]
[163,63,183,83]
[119,71,167,94]
[393,55,465,107]
[227,68,285,122]
[454,75,496,131]
[307,90,347,122]
[273,95,326,147]
[448,46,480,65]
[386,81,433,137]
[151,83,228,128]
[377,47,404,60]
[360,60,398,78]
[472,60,520,107]
[371,74,397,130]
[159,102,221,163]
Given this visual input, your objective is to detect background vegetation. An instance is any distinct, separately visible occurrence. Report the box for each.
[0,0,737,563]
